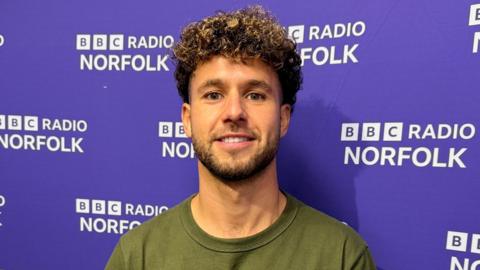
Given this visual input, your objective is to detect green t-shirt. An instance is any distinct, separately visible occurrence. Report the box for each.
[105,194,376,270]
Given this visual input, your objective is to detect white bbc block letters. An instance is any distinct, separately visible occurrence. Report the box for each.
[383,122,403,141]
[446,231,469,252]
[91,200,106,214]
[341,123,359,141]
[8,115,22,131]
[24,116,38,131]
[76,199,90,214]
[361,123,381,141]
[77,34,125,50]
[341,122,404,142]
[159,122,173,138]
[471,234,480,254]
[469,4,480,26]
[288,25,305,44]
[76,34,91,50]
[92,35,108,50]
[76,199,123,216]
[175,122,187,138]
[109,34,124,50]
[108,201,122,216]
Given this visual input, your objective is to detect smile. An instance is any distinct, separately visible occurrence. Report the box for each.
[221,137,251,143]
[215,134,256,150]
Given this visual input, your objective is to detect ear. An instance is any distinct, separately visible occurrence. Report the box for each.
[280,104,291,138]
[181,103,192,138]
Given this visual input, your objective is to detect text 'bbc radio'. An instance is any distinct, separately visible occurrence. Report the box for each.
[341,122,475,168]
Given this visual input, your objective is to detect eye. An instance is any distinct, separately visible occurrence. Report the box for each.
[246,92,265,101]
[204,91,223,100]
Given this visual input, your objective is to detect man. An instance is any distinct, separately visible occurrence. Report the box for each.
[106,6,376,270]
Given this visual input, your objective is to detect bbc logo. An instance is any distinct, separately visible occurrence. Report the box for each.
[446,231,480,254]
[287,25,305,44]
[76,34,124,51]
[0,115,38,131]
[341,122,403,142]
[76,198,122,216]
[158,122,187,138]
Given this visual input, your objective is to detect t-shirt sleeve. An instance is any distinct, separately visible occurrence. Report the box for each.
[104,238,127,270]
[350,247,376,270]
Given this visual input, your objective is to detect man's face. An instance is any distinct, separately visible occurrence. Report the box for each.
[182,56,291,182]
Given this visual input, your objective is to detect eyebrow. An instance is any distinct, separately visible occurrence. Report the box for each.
[197,79,273,93]
[198,79,226,92]
[243,79,273,93]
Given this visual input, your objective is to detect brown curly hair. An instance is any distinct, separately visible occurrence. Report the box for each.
[172,5,302,110]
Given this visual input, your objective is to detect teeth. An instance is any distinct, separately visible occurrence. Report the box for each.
[222,137,249,143]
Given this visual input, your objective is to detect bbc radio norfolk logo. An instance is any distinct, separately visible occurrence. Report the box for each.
[158,121,195,159]
[287,20,366,66]
[446,231,480,270]
[75,198,168,235]
[0,114,87,153]
[341,122,476,168]
[75,33,174,72]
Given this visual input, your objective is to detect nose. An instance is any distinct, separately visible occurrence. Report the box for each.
[222,92,247,123]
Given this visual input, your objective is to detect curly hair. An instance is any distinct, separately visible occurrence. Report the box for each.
[172,5,302,110]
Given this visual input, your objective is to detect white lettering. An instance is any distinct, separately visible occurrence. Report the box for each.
[79,217,141,234]
[343,146,467,168]
[127,35,174,49]
[300,44,359,66]
[474,32,480,54]
[450,257,468,270]
[308,21,366,40]
[162,141,194,158]
[0,134,84,153]
[42,118,88,132]
[80,54,169,71]
[408,124,475,140]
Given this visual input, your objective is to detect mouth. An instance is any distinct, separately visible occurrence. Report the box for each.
[216,133,255,143]
[219,136,254,143]
[214,134,256,150]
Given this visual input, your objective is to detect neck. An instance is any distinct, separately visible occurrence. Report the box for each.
[191,159,287,239]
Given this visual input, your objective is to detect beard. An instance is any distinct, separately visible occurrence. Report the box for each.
[192,132,279,183]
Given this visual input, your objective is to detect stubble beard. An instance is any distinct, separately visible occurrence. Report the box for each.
[192,133,279,183]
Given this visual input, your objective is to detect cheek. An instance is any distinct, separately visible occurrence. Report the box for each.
[190,109,214,134]
[259,113,281,137]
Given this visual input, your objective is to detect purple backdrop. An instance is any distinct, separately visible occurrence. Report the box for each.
[1,0,479,269]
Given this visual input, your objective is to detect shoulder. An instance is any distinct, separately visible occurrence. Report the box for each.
[288,196,374,267]
[290,196,368,250]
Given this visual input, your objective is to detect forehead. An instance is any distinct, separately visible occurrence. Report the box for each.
[190,56,280,91]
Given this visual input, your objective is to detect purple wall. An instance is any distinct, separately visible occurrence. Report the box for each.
[1,0,479,269]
